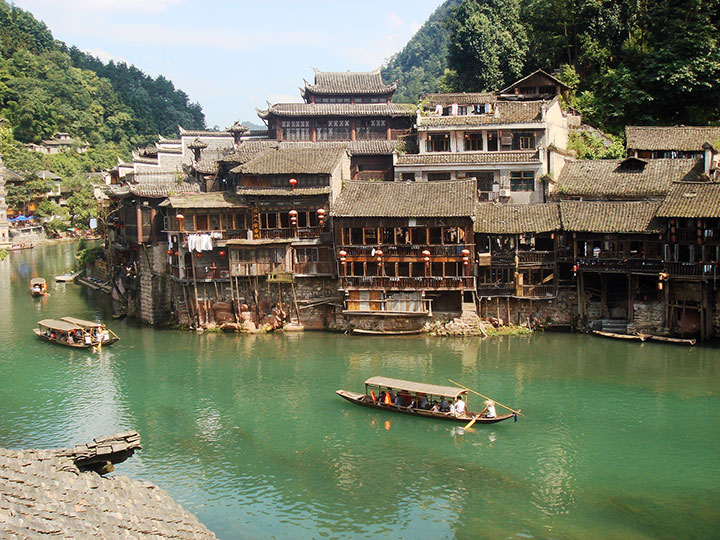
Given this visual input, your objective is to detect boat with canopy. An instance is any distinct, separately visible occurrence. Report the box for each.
[336,376,518,425]
[33,319,97,348]
[30,278,47,296]
[60,317,120,345]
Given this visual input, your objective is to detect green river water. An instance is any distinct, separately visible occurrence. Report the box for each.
[1,242,719,539]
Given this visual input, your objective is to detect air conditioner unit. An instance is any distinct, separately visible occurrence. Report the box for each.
[499,189,511,197]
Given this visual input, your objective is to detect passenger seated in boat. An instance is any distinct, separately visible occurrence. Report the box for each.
[480,399,497,418]
[67,334,74,344]
[383,390,393,406]
[454,396,466,417]
[439,398,450,412]
[417,394,429,410]
[430,402,440,413]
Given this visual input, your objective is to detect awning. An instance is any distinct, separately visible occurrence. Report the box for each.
[364,376,467,398]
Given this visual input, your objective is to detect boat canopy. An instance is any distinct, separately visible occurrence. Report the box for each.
[61,317,104,328]
[364,376,467,399]
[37,319,83,332]
[30,278,46,286]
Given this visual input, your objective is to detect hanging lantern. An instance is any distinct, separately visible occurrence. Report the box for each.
[173,250,178,256]
[219,250,226,257]
[167,249,173,256]
[289,178,298,188]
[176,213,185,220]
[461,248,471,256]
[463,260,469,266]
[338,249,347,258]
[317,208,326,217]
[340,257,346,263]
[377,257,383,262]
[421,249,431,257]
[424,256,430,263]
[196,252,203,258]
[658,281,664,290]
[375,249,383,257]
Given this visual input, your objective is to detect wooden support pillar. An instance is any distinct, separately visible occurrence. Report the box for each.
[136,204,143,245]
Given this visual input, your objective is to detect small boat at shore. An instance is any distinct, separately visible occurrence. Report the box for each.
[34,319,96,348]
[592,330,646,341]
[60,317,120,345]
[336,376,518,425]
[592,330,696,346]
[55,271,80,282]
[8,243,34,251]
[351,328,424,336]
[30,278,47,296]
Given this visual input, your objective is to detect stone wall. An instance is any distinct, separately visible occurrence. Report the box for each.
[628,301,664,334]
[138,244,172,326]
[479,288,577,328]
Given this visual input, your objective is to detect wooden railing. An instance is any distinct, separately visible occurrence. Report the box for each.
[231,262,286,276]
[340,244,473,258]
[579,257,664,273]
[517,251,555,266]
[341,276,475,290]
[491,252,515,266]
[259,227,324,240]
[516,284,556,298]
[171,265,231,280]
[666,261,716,276]
[477,284,514,296]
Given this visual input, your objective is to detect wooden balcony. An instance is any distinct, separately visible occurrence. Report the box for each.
[667,261,715,277]
[231,262,288,277]
[258,227,324,240]
[477,283,514,297]
[341,276,475,290]
[294,261,336,276]
[491,252,515,266]
[517,251,555,267]
[579,257,665,273]
[515,284,556,298]
[171,264,231,281]
[340,244,473,259]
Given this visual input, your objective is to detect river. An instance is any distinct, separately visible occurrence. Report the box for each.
[1,242,719,539]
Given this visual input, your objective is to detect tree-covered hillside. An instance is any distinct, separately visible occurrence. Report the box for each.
[0,0,204,166]
[382,0,720,135]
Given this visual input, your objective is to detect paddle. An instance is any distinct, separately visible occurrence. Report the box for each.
[448,379,524,417]
[463,414,481,429]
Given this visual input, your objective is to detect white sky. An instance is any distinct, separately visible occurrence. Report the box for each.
[13,0,443,129]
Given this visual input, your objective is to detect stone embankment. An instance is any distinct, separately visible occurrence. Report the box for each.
[424,312,534,337]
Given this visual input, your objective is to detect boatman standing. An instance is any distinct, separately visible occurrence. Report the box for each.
[454,395,466,417]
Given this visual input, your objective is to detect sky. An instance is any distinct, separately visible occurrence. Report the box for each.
[13,0,444,130]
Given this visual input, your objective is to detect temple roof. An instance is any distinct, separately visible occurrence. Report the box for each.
[560,200,663,233]
[258,102,416,119]
[474,203,561,234]
[553,158,704,199]
[656,182,720,218]
[0,432,216,539]
[626,126,720,151]
[231,147,348,175]
[332,179,475,218]
[397,151,539,166]
[302,68,397,97]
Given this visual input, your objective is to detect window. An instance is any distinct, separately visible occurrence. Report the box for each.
[428,172,451,181]
[512,132,536,150]
[487,131,498,151]
[296,247,318,263]
[355,96,385,103]
[465,133,483,151]
[427,133,449,152]
[317,119,350,140]
[281,120,310,141]
[401,173,416,182]
[316,96,351,103]
[510,171,535,191]
[356,118,386,139]
[473,172,494,192]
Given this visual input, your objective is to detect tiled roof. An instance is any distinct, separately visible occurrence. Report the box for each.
[474,203,561,234]
[236,186,330,197]
[656,182,720,218]
[303,69,396,95]
[161,192,247,209]
[396,151,539,166]
[553,158,704,199]
[178,127,232,137]
[626,126,720,151]
[332,179,475,218]
[418,100,545,127]
[499,69,570,94]
[560,200,663,233]
[279,140,400,155]
[219,140,279,165]
[258,103,416,119]
[422,92,497,105]
[193,158,219,174]
[0,432,216,539]
[108,181,200,199]
[232,147,347,175]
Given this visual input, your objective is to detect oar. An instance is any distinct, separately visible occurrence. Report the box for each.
[448,379,524,417]
[463,414,481,429]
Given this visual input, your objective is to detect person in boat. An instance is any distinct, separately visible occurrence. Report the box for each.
[430,401,440,413]
[480,399,497,418]
[439,398,450,412]
[417,394,429,410]
[383,389,393,406]
[454,395,466,417]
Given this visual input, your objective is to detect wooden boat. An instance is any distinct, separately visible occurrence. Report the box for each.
[60,317,120,345]
[55,271,80,282]
[33,319,96,348]
[8,243,34,251]
[336,376,517,425]
[30,278,47,296]
[351,328,423,336]
[592,330,646,341]
[641,334,697,346]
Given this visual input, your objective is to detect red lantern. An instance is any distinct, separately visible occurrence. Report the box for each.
[289,178,298,188]
[317,208,326,216]
[176,214,185,220]
[219,250,226,257]
[375,249,383,257]
[196,252,203,258]
[338,250,347,257]
[167,249,173,255]
[463,261,469,266]
[461,249,471,256]
[289,209,298,217]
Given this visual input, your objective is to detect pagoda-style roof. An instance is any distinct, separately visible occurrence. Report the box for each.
[258,102,416,119]
[332,179,475,218]
[231,147,348,176]
[656,182,720,218]
[626,126,720,152]
[301,68,397,99]
[560,200,663,233]
[474,203,561,234]
[418,100,547,127]
[397,151,539,166]
[553,158,704,199]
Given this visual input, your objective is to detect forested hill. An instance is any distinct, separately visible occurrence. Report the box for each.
[0,0,205,150]
[382,0,720,135]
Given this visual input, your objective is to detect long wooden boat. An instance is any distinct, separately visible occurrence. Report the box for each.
[592,330,646,342]
[8,243,34,251]
[336,376,517,425]
[351,328,424,336]
[34,319,96,348]
[641,334,697,346]
[30,277,47,296]
[55,271,80,282]
[60,316,120,345]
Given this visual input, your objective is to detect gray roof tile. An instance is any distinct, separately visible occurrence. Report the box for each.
[626,126,720,151]
[560,200,663,232]
[656,182,720,218]
[474,203,561,234]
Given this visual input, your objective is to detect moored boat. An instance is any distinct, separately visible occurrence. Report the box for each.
[30,278,47,296]
[592,330,646,341]
[34,319,97,348]
[336,376,518,425]
[60,317,120,345]
[8,243,34,251]
[55,271,80,282]
[351,328,423,336]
